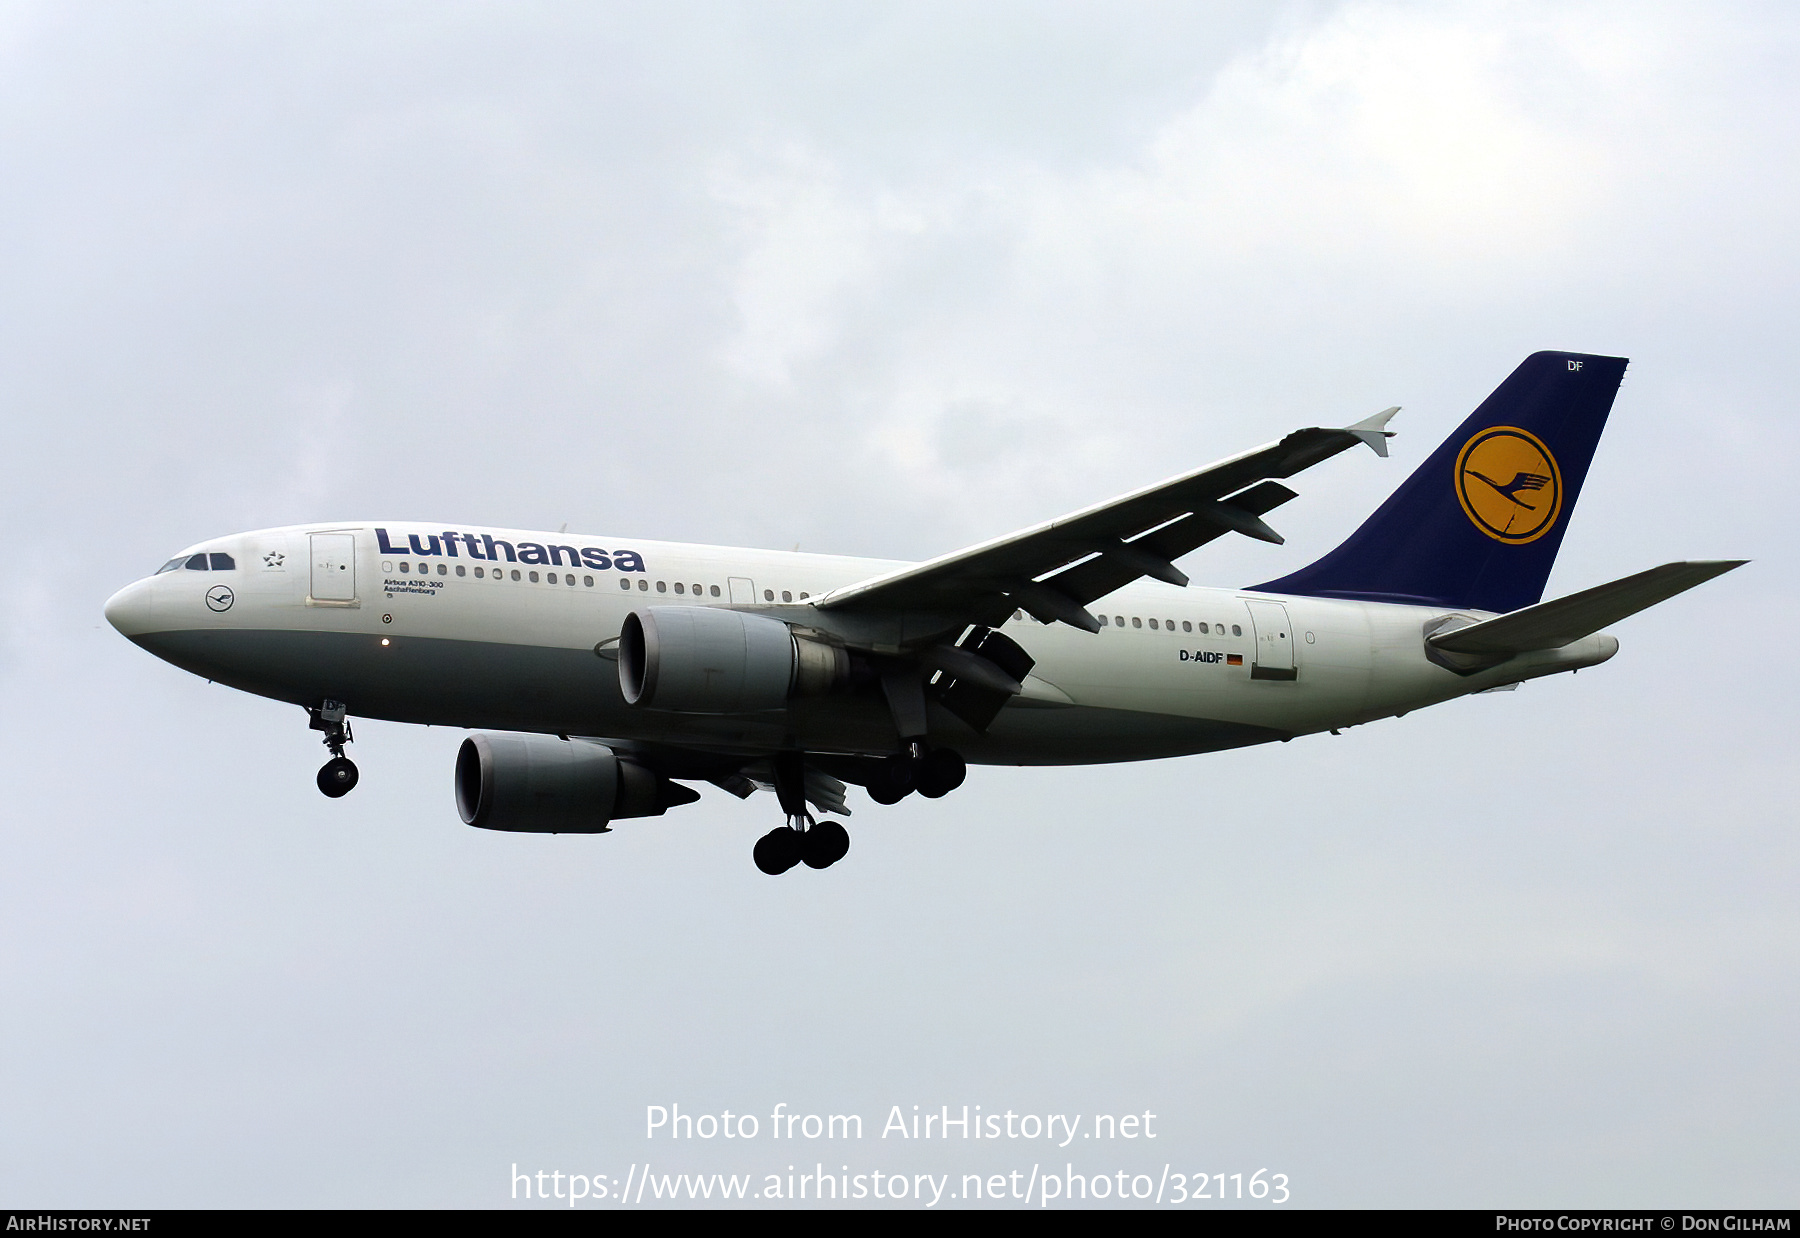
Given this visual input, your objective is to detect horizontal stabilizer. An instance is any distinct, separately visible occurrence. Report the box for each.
[1428,560,1746,655]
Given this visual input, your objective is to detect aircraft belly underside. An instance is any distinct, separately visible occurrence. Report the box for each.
[127,627,1285,765]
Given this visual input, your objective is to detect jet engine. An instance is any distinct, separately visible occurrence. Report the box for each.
[618,606,849,713]
[455,732,699,833]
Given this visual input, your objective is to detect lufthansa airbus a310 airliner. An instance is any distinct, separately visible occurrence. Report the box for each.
[105,352,1741,874]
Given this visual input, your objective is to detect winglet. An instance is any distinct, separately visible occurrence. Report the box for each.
[1346,407,1400,457]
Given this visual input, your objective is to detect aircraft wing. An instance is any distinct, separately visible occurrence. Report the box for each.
[815,409,1398,632]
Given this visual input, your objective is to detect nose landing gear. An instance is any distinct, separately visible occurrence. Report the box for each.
[308,699,359,798]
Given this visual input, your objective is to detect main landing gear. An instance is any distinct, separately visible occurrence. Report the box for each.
[754,751,851,876]
[749,746,968,875]
[309,699,359,798]
[865,744,966,805]
[754,818,850,875]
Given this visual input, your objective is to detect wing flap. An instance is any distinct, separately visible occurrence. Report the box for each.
[816,414,1396,630]
[1043,480,1300,607]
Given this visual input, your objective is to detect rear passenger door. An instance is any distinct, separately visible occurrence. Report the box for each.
[1245,599,1297,681]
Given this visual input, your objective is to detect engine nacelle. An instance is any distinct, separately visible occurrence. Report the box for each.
[618,606,849,713]
[454,732,699,833]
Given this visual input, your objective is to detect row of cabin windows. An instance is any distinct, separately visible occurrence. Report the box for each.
[157,552,236,573]
[384,563,1232,630]
[619,579,817,601]
[1006,606,1242,636]
[387,560,814,601]
[1100,614,1242,636]
[385,559,1236,632]
[393,559,600,587]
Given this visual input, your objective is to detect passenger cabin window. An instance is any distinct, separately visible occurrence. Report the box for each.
[657,581,667,592]
[710,585,720,597]
[764,589,774,602]
[1232,624,1242,636]
[781,590,792,603]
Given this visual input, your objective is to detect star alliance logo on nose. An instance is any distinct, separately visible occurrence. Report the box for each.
[205,585,235,612]
[1454,426,1562,543]
[263,551,285,567]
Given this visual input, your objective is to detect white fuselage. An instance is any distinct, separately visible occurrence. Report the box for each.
[104,522,1618,765]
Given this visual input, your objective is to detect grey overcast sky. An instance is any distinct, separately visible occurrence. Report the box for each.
[1,0,1795,1209]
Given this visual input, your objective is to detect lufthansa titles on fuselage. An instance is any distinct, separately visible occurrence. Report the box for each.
[375,528,646,573]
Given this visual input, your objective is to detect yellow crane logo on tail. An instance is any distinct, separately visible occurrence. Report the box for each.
[1455,426,1563,544]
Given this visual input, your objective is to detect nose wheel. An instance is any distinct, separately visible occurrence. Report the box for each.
[308,699,359,798]
[317,756,359,797]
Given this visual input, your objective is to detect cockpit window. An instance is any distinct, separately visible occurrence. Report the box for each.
[157,551,234,574]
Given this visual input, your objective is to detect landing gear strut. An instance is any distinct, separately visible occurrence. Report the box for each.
[754,751,851,875]
[309,699,359,798]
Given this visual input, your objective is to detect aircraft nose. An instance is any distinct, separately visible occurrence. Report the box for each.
[104,577,155,637]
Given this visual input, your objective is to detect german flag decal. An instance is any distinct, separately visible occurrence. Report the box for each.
[1226,654,1243,666]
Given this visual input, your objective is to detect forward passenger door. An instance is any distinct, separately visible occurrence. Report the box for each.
[310,533,357,603]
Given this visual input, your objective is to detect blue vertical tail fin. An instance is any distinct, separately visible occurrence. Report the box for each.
[1252,351,1628,613]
